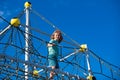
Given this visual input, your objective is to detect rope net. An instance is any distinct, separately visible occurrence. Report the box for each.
[0,2,120,80]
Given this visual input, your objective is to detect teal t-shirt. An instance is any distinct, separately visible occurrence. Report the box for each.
[48,39,59,57]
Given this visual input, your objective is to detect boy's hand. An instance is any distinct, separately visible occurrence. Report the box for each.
[47,43,55,47]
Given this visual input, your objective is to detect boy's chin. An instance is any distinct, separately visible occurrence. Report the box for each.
[54,39,59,40]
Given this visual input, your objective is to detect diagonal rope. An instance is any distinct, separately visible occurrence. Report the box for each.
[89,49,120,79]
[31,9,80,47]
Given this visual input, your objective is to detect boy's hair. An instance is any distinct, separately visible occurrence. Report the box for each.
[51,30,63,43]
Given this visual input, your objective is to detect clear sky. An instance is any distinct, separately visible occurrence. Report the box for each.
[0,0,120,79]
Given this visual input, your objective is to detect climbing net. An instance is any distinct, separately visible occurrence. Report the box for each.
[0,2,120,80]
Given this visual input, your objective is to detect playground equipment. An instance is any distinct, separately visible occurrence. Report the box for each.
[0,2,120,80]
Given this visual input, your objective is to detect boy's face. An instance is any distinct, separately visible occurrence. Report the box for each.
[54,33,60,41]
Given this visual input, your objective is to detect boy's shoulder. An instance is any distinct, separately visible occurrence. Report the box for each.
[49,39,58,43]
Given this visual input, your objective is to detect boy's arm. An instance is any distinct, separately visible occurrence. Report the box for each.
[47,43,55,47]
[47,39,56,47]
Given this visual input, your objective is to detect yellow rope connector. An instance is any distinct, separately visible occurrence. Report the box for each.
[10,17,20,27]
[24,2,31,8]
[79,44,87,52]
[33,70,39,76]
[87,75,96,80]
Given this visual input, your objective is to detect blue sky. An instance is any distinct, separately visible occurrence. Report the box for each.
[0,0,120,79]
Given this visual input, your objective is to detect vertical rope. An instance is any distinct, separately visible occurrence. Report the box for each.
[99,58,103,73]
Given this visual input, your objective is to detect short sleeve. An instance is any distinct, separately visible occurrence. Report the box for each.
[49,39,54,44]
